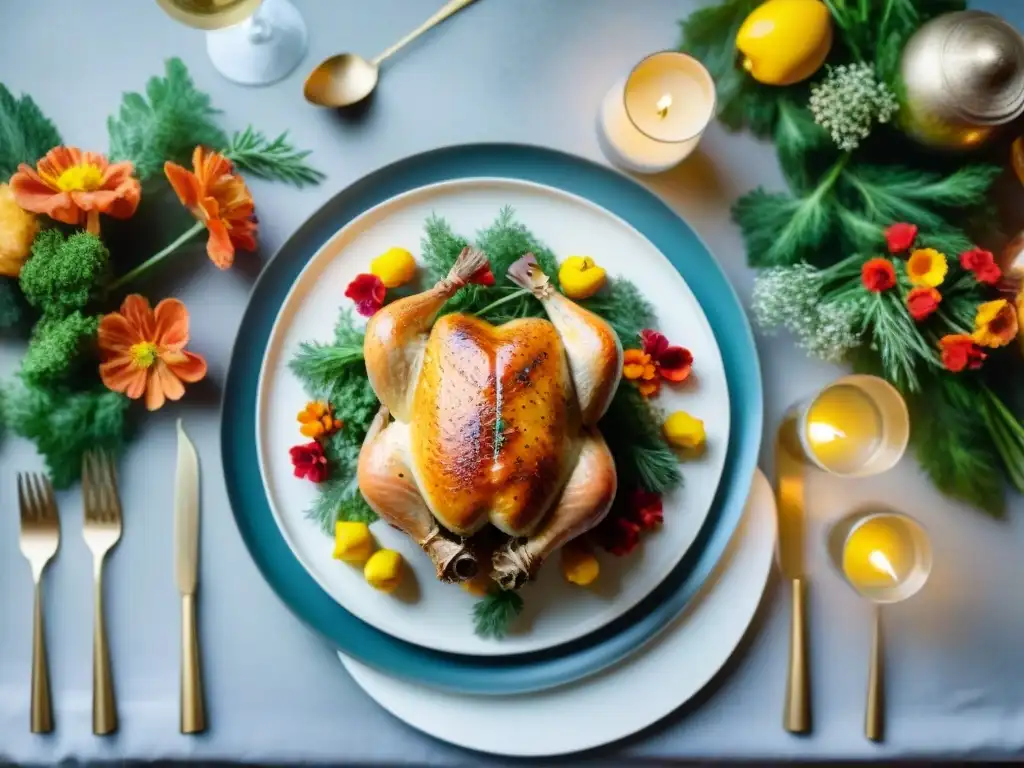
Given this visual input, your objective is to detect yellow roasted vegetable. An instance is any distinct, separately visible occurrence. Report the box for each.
[371,247,417,288]
[736,0,833,86]
[333,521,374,563]
[558,255,607,300]
[561,541,600,586]
[663,410,706,452]
[364,549,404,592]
[0,183,39,278]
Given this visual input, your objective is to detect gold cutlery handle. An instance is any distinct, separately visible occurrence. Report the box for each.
[784,576,811,734]
[866,605,884,742]
[180,593,207,734]
[92,570,117,735]
[372,0,479,65]
[30,582,53,734]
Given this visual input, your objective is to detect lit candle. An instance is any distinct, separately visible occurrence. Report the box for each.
[596,51,715,174]
[838,512,932,603]
[796,375,909,477]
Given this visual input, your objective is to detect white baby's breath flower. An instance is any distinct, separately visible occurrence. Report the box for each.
[809,63,899,152]
[796,300,865,363]
[751,264,821,331]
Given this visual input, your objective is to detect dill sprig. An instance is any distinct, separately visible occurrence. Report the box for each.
[472,589,524,640]
[601,384,683,494]
[224,127,326,187]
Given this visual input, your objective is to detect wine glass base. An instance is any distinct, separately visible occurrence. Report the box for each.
[205,0,308,86]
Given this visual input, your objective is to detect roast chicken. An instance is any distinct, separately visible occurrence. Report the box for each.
[358,247,623,589]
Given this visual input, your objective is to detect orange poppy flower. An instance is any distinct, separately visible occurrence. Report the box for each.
[623,348,660,397]
[98,294,207,411]
[9,147,140,235]
[164,147,257,269]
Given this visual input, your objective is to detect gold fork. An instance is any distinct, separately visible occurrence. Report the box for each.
[17,472,60,734]
[82,452,123,736]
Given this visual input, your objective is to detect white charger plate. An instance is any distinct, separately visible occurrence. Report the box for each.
[340,469,776,757]
[256,178,731,656]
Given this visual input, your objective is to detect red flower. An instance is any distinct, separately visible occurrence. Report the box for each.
[906,286,941,322]
[884,223,918,254]
[640,329,693,383]
[345,273,386,317]
[630,489,663,530]
[290,441,329,483]
[959,248,1002,286]
[599,517,641,556]
[470,265,495,286]
[862,258,897,292]
[939,334,986,373]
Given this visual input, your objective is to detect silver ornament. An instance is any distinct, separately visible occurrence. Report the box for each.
[900,11,1024,150]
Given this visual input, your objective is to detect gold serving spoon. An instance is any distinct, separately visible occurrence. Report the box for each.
[304,0,479,108]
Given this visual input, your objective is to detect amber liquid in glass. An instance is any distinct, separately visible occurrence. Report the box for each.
[802,383,883,475]
[155,0,261,30]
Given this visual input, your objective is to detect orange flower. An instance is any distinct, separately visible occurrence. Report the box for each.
[298,401,343,439]
[623,348,659,397]
[164,147,257,269]
[98,294,207,411]
[972,299,1018,348]
[9,147,140,235]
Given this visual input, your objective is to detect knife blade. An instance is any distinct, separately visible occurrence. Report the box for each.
[775,417,805,578]
[174,419,200,595]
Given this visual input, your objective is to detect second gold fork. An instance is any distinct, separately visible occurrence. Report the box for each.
[82,451,123,736]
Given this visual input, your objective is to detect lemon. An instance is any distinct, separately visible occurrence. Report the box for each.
[663,410,706,452]
[371,247,417,288]
[558,255,607,300]
[560,541,600,586]
[364,549,404,593]
[333,521,374,564]
[736,0,833,86]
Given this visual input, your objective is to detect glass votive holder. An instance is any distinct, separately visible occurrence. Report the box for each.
[779,375,910,478]
[596,51,715,174]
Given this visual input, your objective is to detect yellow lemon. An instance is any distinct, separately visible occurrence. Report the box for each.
[736,0,833,86]
[560,541,600,586]
[333,521,374,564]
[663,410,706,452]
[364,549,404,592]
[558,255,607,300]
[371,247,417,288]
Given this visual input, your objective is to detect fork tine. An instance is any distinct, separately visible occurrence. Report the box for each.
[17,473,29,523]
[40,476,58,524]
[30,474,48,520]
[102,452,122,519]
[82,452,95,519]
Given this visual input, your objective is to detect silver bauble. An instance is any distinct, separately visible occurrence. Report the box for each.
[900,11,1024,150]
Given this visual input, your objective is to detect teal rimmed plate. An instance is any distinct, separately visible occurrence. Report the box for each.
[221,144,762,694]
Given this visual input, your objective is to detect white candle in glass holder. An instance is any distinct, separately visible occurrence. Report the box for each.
[596,51,716,174]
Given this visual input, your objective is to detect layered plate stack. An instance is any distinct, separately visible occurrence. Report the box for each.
[222,145,769,756]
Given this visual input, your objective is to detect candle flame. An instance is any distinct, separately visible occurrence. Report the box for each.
[868,550,899,582]
[656,93,672,119]
[808,421,846,444]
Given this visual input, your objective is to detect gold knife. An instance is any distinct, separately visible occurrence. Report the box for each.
[175,420,206,734]
[776,418,811,734]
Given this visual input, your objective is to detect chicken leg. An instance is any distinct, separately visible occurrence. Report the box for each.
[358,405,479,582]
[507,253,622,425]
[491,429,616,590]
[363,246,490,423]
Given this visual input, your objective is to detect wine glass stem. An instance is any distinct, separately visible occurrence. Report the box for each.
[246,2,273,43]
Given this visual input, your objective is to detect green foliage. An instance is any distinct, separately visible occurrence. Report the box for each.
[910,376,1004,517]
[733,180,839,268]
[306,428,377,533]
[224,127,325,187]
[0,277,29,331]
[472,589,524,639]
[288,342,364,401]
[422,208,561,322]
[862,290,937,393]
[19,230,110,317]
[0,84,62,178]
[107,57,227,180]
[601,384,683,494]
[677,0,798,137]
[20,312,99,386]
[981,386,1024,494]
[1,383,131,489]
[580,279,657,348]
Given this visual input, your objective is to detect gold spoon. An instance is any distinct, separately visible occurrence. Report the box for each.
[304,0,479,108]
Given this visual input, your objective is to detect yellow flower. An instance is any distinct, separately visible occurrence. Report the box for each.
[333,521,374,563]
[558,255,607,299]
[364,549,404,592]
[906,248,948,287]
[0,183,39,277]
[297,400,343,439]
[972,299,1019,348]
[622,348,659,397]
[561,540,600,586]
[371,247,417,288]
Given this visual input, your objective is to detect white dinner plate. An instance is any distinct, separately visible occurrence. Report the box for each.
[340,469,776,756]
[256,178,731,656]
